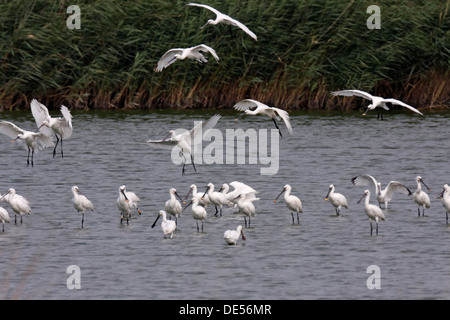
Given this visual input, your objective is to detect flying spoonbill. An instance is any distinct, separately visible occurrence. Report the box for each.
[331,89,423,119]
[358,190,385,236]
[71,186,94,228]
[117,185,141,225]
[187,3,257,40]
[0,120,54,166]
[437,184,450,224]
[233,99,292,137]
[224,225,246,245]
[274,184,303,224]
[351,174,412,209]
[1,188,31,224]
[154,44,219,73]
[413,176,431,217]
[151,210,177,239]
[325,184,348,216]
[0,207,10,232]
[31,99,73,158]
[147,114,221,175]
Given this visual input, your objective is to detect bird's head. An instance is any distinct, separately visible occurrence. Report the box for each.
[200,19,214,29]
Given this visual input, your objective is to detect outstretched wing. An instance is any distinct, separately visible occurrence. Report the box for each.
[154,48,184,72]
[331,90,374,101]
[228,18,257,40]
[0,121,24,139]
[233,99,266,112]
[60,105,73,128]
[384,181,412,202]
[272,107,293,134]
[193,44,220,63]
[146,137,179,150]
[30,99,53,136]
[188,114,221,142]
[187,2,222,17]
[351,174,378,191]
[382,98,423,115]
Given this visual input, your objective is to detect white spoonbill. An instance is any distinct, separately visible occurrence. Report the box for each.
[234,193,258,228]
[151,210,177,239]
[31,99,73,158]
[71,186,94,228]
[147,114,221,175]
[0,207,11,232]
[325,184,348,216]
[233,99,292,137]
[351,174,412,209]
[0,120,54,167]
[185,184,210,207]
[331,89,423,119]
[187,3,257,40]
[165,188,185,224]
[117,185,141,225]
[203,183,228,216]
[358,190,385,236]
[274,184,303,224]
[437,184,450,224]
[224,225,246,245]
[1,188,31,224]
[154,44,219,73]
[184,197,207,232]
[226,181,258,205]
[413,176,431,217]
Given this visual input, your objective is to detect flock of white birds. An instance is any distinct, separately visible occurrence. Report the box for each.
[0,3,447,244]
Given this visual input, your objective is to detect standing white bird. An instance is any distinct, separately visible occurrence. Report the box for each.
[117,185,141,225]
[325,184,348,216]
[71,186,94,228]
[0,207,11,232]
[437,184,450,224]
[203,183,228,216]
[165,188,185,225]
[351,174,412,209]
[30,99,73,158]
[234,193,258,228]
[233,99,292,137]
[274,184,303,224]
[1,188,31,224]
[154,44,219,73]
[183,197,207,232]
[224,225,246,245]
[0,120,54,166]
[187,3,257,40]
[147,114,221,175]
[358,190,385,236]
[413,176,431,217]
[331,89,423,119]
[151,210,177,239]
[185,184,210,207]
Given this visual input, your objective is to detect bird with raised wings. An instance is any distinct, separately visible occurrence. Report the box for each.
[187,3,257,40]
[0,120,54,166]
[146,114,221,175]
[154,44,219,73]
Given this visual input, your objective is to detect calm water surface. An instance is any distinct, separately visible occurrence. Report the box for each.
[0,110,449,300]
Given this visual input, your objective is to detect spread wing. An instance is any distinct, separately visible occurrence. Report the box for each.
[384,181,412,202]
[188,114,221,142]
[351,174,378,191]
[272,107,293,134]
[193,44,220,62]
[382,98,423,115]
[154,48,184,72]
[233,99,266,111]
[0,121,24,139]
[30,99,53,136]
[331,90,374,101]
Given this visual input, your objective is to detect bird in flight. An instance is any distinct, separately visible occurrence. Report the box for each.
[331,89,423,119]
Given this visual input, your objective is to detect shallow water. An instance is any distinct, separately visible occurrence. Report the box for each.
[0,110,449,300]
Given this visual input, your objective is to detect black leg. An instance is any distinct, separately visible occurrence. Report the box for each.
[196,221,199,232]
[31,148,34,167]
[418,207,420,217]
[81,212,84,228]
[60,138,64,158]
[291,212,294,224]
[272,118,282,137]
[27,147,31,166]
[297,212,300,224]
[190,154,197,172]
[370,222,373,236]
[53,134,59,158]
[376,223,379,235]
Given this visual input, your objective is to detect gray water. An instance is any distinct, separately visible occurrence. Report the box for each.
[1,109,449,300]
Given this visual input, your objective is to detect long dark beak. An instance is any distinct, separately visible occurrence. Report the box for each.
[273,188,286,203]
[420,179,431,192]
[151,214,160,228]
[121,189,129,202]
[174,191,185,205]
[435,188,445,199]
[185,188,192,200]
[325,188,332,201]
[162,131,172,141]
[241,230,246,241]
[235,112,246,122]
[201,186,210,200]
[200,21,209,29]
[357,193,367,204]
[362,107,370,116]
[183,200,193,212]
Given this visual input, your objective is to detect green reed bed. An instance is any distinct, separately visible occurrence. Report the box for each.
[0,0,449,110]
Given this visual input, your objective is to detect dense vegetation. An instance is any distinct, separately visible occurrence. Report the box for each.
[0,0,449,111]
